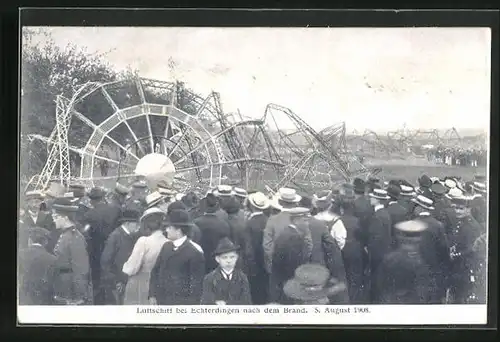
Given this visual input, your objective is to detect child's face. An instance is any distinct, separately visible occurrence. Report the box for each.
[216,251,239,270]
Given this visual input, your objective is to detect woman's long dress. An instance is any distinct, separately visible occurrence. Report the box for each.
[122,230,168,305]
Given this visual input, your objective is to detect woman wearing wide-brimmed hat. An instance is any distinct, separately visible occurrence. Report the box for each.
[121,208,168,305]
[283,263,347,304]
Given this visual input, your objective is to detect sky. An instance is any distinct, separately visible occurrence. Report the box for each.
[26,27,491,132]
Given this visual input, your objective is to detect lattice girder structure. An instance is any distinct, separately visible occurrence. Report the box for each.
[25,76,376,194]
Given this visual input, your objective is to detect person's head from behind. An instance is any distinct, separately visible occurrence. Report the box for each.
[120,205,142,234]
[51,198,79,229]
[165,209,191,241]
[28,226,51,247]
[140,208,165,235]
[213,237,240,272]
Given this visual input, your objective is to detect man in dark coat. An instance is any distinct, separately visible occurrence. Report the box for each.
[200,238,252,305]
[352,178,373,248]
[386,184,408,237]
[366,188,393,303]
[19,191,56,252]
[374,220,432,304]
[51,197,92,305]
[270,207,313,304]
[447,196,484,304]
[245,192,271,304]
[194,194,231,273]
[83,187,122,304]
[337,185,368,304]
[18,226,57,305]
[412,195,450,303]
[397,183,417,220]
[213,185,233,222]
[469,179,487,228]
[124,181,148,212]
[149,209,205,305]
[100,205,141,305]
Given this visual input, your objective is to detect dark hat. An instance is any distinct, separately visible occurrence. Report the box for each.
[52,197,79,214]
[418,175,432,188]
[115,183,130,195]
[451,196,469,208]
[411,194,435,211]
[120,205,142,223]
[386,184,401,199]
[430,183,448,196]
[205,193,218,208]
[182,192,199,209]
[368,177,380,184]
[88,187,106,200]
[28,226,51,242]
[213,237,240,256]
[283,263,346,301]
[299,196,314,210]
[352,178,365,194]
[388,179,400,186]
[166,209,191,227]
[394,220,428,237]
[167,200,187,215]
[339,183,355,202]
[471,181,487,194]
[313,190,332,210]
[25,190,45,201]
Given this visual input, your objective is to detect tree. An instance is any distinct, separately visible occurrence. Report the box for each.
[20,28,119,180]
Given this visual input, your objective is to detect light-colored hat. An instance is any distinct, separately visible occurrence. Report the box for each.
[25,190,45,200]
[175,193,185,201]
[145,191,166,208]
[158,187,176,196]
[248,192,270,210]
[369,188,390,200]
[233,187,248,198]
[213,184,235,197]
[444,179,457,189]
[446,187,464,200]
[411,194,435,211]
[277,187,302,203]
[140,207,165,222]
[63,192,74,198]
[395,220,428,235]
[269,195,282,211]
[400,185,416,196]
[44,182,65,198]
[471,181,487,194]
[287,207,311,217]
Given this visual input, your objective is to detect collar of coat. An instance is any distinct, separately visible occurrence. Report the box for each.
[374,204,385,212]
[418,212,431,216]
[249,211,264,219]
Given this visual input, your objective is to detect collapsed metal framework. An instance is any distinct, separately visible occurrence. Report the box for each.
[24,77,375,194]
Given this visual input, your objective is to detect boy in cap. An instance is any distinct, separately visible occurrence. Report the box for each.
[100,205,142,305]
[51,197,92,305]
[18,226,57,305]
[200,237,252,305]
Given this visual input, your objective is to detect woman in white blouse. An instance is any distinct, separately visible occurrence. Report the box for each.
[122,208,167,305]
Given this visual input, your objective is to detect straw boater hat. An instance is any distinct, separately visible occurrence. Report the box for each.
[247,192,270,210]
[471,181,487,194]
[145,191,166,208]
[444,178,457,190]
[394,220,428,238]
[411,194,435,211]
[369,188,390,200]
[213,237,240,257]
[233,187,248,199]
[283,264,346,302]
[25,190,45,201]
[277,187,302,203]
[400,184,415,197]
[446,187,464,200]
[175,193,185,202]
[44,182,65,198]
[140,207,165,222]
[213,185,235,197]
[52,197,79,215]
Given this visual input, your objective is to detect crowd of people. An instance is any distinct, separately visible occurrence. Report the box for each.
[425,147,487,167]
[18,171,488,306]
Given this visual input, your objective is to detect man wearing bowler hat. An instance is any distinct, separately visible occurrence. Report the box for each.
[149,209,205,305]
[200,237,252,305]
[19,190,55,249]
[51,197,92,305]
[100,204,142,305]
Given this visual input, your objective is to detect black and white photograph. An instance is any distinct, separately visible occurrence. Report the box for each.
[17,18,491,325]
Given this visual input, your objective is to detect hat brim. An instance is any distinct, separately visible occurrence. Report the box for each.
[213,246,240,257]
[411,198,435,211]
[283,279,346,301]
[213,190,235,197]
[278,194,302,203]
[140,210,165,222]
[147,196,166,208]
[248,198,270,210]
[471,185,487,193]
[369,193,390,200]
[400,192,416,197]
